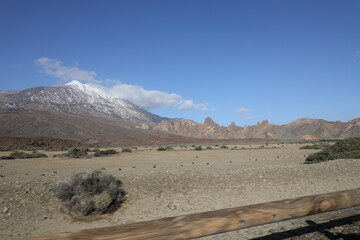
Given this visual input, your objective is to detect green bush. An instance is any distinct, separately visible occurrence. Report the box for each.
[220,145,228,149]
[194,146,202,151]
[1,151,47,159]
[157,147,166,151]
[206,146,212,150]
[121,148,132,153]
[51,170,125,216]
[305,138,360,164]
[165,146,173,150]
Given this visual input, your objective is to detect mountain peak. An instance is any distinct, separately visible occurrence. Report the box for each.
[0,81,165,125]
[65,80,84,87]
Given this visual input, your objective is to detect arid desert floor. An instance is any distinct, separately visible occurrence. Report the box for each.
[0,142,359,239]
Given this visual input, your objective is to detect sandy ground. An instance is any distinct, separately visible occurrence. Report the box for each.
[0,143,359,239]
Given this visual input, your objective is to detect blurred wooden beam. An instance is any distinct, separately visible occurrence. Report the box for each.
[20,188,360,240]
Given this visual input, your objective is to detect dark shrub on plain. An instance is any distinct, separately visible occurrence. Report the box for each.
[157,147,166,151]
[305,138,360,164]
[122,148,132,153]
[194,146,202,151]
[51,170,125,216]
[94,149,117,157]
[56,148,88,158]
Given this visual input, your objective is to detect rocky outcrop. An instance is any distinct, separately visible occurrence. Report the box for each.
[152,117,360,140]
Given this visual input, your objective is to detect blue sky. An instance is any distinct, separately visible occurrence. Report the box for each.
[1,0,360,126]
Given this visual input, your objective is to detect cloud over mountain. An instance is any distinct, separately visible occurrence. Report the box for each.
[34,57,213,111]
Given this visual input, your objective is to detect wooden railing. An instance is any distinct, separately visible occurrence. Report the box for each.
[20,188,360,240]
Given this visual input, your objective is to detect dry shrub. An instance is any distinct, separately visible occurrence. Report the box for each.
[51,170,125,216]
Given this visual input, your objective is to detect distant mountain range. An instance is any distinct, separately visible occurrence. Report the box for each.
[1,81,359,145]
[153,117,360,140]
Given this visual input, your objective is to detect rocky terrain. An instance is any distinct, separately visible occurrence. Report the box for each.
[0,143,359,239]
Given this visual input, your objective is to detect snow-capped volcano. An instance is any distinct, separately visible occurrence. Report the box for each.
[0,80,165,125]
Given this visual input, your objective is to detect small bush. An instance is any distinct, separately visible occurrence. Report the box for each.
[51,170,125,216]
[206,146,212,150]
[94,149,117,157]
[157,147,166,151]
[220,145,228,149]
[165,146,173,150]
[305,138,360,164]
[58,148,88,158]
[122,148,132,153]
[194,146,202,151]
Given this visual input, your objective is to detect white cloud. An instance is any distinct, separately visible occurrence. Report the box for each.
[35,57,214,111]
[34,57,100,83]
[178,100,212,111]
[107,82,182,109]
[235,107,250,114]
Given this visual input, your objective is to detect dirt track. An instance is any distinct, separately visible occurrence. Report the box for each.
[0,143,359,239]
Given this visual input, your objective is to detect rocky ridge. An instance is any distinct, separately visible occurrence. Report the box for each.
[152,117,360,140]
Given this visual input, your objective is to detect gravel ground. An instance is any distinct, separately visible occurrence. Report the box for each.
[0,143,359,239]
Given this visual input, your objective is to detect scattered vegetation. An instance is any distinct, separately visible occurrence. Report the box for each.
[305,138,360,164]
[94,149,117,157]
[1,150,47,159]
[220,145,228,149]
[206,146,212,150]
[51,170,125,216]
[194,146,202,151]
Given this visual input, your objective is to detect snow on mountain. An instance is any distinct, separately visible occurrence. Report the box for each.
[0,80,165,125]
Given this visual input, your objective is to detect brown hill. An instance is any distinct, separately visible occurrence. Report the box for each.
[0,111,233,146]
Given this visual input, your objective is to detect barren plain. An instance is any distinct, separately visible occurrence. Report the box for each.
[0,142,359,239]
